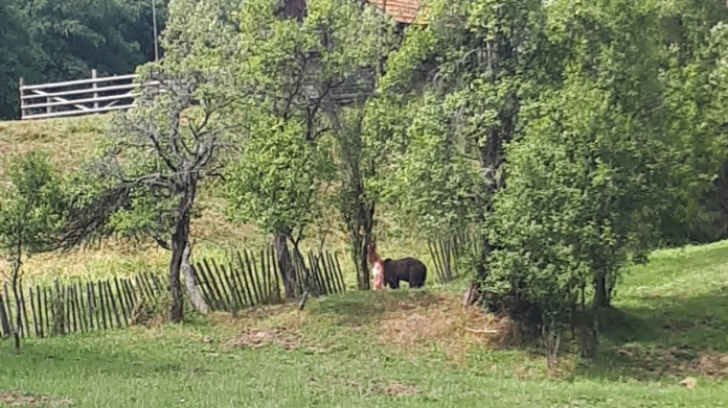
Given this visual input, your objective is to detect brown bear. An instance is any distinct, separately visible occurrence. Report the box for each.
[382,257,427,289]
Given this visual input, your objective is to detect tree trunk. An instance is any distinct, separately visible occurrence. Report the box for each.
[275,234,296,298]
[169,228,186,323]
[181,242,208,314]
[349,205,374,291]
[11,265,21,352]
[170,187,195,323]
[593,275,609,308]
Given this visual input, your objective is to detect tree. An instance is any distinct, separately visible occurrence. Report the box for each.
[62,64,239,322]
[0,0,169,119]
[217,0,398,290]
[224,116,334,297]
[0,152,66,351]
[655,1,728,244]
[0,0,41,119]
[22,0,168,82]
[379,0,555,292]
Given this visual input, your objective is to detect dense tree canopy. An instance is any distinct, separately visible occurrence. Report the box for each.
[0,0,167,119]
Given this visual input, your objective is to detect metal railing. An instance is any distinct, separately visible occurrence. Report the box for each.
[19,70,158,121]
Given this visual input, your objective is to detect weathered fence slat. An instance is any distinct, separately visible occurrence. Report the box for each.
[52,278,64,336]
[105,281,121,329]
[3,283,13,337]
[236,252,256,308]
[43,286,51,337]
[74,282,86,333]
[260,249,271,304]
[0,288,12,337]
[202,259,225,310]
[36,286,45,337]
[95,282,106,330]
[269,246,282,303]
[86,282,95,332]
[29,288,39,337]
[228,261,248,308]
[244,250,260,305]
[191,264,213,307]
[114,277,129,326]
[67,285,77,334]
[19,280,30,338]
[210,259,233,311]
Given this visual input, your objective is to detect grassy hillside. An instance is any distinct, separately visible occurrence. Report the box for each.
[0,117,429,286]
[2,240,728,407]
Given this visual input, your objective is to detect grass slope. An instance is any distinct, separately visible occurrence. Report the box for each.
[0,117,429,287]
[2,241,728,407]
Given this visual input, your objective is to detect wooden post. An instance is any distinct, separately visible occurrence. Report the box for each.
[43,287,51,336]
[92,69,99,110]
[0,288,10,337]
[114,277,128,326]
[19,279,29,338]
[35,286,44,338]
[52,278,65,336]
[4,282,15,337]
[97,281,107,330]
[235,252,255,307]
[29,288,39,337]
[18,78,25,119]
[202,259,225,310]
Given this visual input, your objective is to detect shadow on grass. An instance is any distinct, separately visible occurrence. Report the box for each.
[577,288,728,381]
[309,289,443,327]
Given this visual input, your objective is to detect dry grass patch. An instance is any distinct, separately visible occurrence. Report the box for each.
[218,303,329,354]
[0,391,72,407]
[376,293,498,362]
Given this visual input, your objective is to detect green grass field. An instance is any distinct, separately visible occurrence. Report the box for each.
[2,240,728,407]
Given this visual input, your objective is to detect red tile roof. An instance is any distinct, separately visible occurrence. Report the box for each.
[369,0,426,25]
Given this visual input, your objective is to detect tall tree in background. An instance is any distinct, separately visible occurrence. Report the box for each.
[0,0,41,119]
[0,0,168,119]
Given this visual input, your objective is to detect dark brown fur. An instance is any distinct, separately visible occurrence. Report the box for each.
[382,258,427,289]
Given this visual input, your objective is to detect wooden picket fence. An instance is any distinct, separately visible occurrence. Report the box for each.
[192,247,346,313]
[0,248,345,339]
[427,231,482,284]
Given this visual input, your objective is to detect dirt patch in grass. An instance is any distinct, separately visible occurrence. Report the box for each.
[334,378,420,398]
[377,293,498,362]
[223,326,328,354]
[220,305,329,354]
[0,391,72,407]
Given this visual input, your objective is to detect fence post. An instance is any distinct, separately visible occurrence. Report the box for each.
[18,77,25,119]
[0,286,10,337]
[91,69,99,110]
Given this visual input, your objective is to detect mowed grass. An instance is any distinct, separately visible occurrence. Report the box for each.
[3,241,728,407]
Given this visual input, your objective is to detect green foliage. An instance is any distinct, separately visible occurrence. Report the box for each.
[661,21,728,243]
[0,0,42,119]
[483,0,728,352]
[0,151,67,260]
[369,94,483,238]
[224,117,334,240]
[0,0,167,119]
[22,0,167,81]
